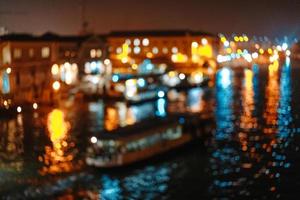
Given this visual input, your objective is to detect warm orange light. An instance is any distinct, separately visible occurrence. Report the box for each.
[52,81,60,91]
[47,109,69,143]
[51,64,59,75]
[146,52,153,58]
[171,53,188,63]
[39,109,76,175]
[244,69,253,90]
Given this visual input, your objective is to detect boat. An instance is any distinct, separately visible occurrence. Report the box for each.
[106,73,167,104]
[86,115,213,168]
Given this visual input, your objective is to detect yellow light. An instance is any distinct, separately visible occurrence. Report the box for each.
[132,63,138,70]
[51,64,59,75]
[239,36,244,42]
[168,71,176,77]
[220,36,227,43]
[198,45,213,58]
[171,53,188,63]
[237,49,242,54]
[191,42,198,56]
[52,81,61,91]
[47,109,70,143]
[267,48,273,54]
[117,43,130,62]
[268,60,279,75]
[3,100,8,106]
[244,69,253,89]
[244,36,249,42]
[192,55,199,63]
[259,49,264,54]
[234,36,239,42]
[226,48,232,54]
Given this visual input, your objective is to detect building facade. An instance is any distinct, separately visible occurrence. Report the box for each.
[0,33,107,107]
[1,30,219,108]
[106,30,219,74]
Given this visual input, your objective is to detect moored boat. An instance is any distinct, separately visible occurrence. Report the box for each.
[86,115,212,168]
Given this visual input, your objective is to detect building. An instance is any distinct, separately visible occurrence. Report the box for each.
[106,30,219,74]
[0,33,107,107]
[1,30,220,108]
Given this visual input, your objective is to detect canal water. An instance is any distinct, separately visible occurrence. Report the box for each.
[1,59,300,199]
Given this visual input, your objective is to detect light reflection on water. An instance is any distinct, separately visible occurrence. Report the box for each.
[208,61,300,199]
[0,114,24,173]
[38,109,81,175]
[1,61,300,199]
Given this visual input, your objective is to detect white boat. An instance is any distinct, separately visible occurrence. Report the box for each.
[86,117,195,168]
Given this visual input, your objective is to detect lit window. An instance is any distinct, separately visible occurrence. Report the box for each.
[51,64,59,75]
[13,48,22,59]
[142,38,149,46]
[2,46,11,64]
[134,47,141,54]
[41,47,50,58]
[201,38,208,46]
[125,39,131,45]
[134,38,140,46]
[90,49,96,58]
[152,47,159,54]
[96,49,102,57]
[29,48,34,58]
[191,42,198,48]
[116,47,122,54]
[171,47,178,54]
[162,47,168,54]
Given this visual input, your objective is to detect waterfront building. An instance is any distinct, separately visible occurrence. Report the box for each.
[0,33,107,107]
[0,33,55,105]
[106,30,219,75]
[1,30,219,108]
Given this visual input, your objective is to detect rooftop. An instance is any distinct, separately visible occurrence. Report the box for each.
[109,29,216,37]
[0,32,98,42]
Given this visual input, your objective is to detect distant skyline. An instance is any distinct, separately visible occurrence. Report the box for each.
[0,0,300,38]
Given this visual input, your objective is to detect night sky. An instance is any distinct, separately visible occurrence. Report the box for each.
[0,0,299,38]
